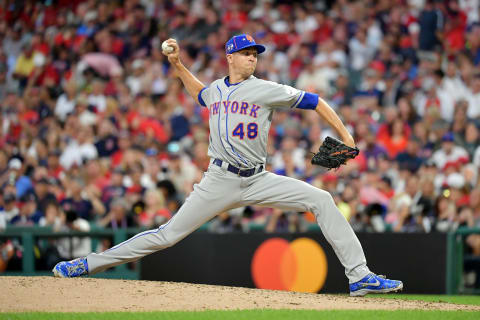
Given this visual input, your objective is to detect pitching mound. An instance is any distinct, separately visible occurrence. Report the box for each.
[1,276,477,312]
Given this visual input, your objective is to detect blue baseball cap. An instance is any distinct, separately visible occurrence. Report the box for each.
[442,132,454,142]
[225,34,266,55]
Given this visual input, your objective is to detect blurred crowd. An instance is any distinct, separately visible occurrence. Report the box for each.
[1,0,480,271]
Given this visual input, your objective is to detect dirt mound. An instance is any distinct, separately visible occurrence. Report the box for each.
[0,276,476,312]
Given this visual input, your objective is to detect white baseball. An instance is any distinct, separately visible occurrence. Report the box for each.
[162,41,174,54]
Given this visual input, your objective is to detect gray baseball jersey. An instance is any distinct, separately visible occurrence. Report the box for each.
[198,75,311,168]
[86,74,371,285]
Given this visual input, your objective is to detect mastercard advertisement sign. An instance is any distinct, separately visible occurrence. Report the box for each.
[251,237,328,293]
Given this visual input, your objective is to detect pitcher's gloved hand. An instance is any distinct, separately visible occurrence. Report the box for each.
[311,136,360,170]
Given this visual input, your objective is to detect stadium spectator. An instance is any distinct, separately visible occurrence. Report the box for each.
[0,183,19,224]
[431,132,469,170]
[101,167,127,209]
[378,118,410,159]
[465,73,480,119]
[138,188,171,228]
[395,137,424,173]
[60,177,104,221]
[418,0,444,51]
[4,158,32,199]
[10,193,42,226]
[98,197,136,229]
[31,177,57,215]
[434,193,459,232]
[456,121,480,157]
[59,125,98,170]
[164,145,199,198]
[56,210,91,260]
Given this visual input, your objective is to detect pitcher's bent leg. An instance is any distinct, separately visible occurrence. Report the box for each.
[311,189,370,283]
[244,172,370,283]
[87,168,240,274]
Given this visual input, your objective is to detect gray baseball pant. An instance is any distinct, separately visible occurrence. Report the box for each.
[87,160,370,283]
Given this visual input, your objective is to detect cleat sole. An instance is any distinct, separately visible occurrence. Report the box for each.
[350,282,404,297]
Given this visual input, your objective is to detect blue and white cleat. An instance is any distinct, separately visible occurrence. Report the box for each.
[52,257,89,278]
[350,273,403,297]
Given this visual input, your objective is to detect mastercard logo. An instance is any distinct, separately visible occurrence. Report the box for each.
[251,237,328,293]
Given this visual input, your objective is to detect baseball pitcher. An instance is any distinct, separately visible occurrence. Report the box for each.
[53,34,403,297]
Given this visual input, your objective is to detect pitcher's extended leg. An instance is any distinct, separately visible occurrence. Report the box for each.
[243,172,370,283]
[86,166,241,274]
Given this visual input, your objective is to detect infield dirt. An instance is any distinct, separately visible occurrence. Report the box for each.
[0,276,477,312]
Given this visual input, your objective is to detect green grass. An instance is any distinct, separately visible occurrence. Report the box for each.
[2,295,479,319]
[0,310,479,320]
[365,294,480,306]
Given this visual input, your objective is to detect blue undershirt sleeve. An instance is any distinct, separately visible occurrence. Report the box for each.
[198,87,208,107]
[295,92,319,110]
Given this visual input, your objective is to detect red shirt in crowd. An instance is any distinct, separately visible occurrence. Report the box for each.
[138,208,172,227]
[378,135,409,159]
[127,111,169,144]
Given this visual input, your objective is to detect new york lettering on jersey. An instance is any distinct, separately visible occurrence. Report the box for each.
[209,101,260,118]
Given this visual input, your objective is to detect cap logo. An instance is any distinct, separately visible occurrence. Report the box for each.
[245,35,254,42]
[227,43,234,52]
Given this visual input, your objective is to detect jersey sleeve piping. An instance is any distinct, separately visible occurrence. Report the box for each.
[290,91,305,109]
[198,87,208,107]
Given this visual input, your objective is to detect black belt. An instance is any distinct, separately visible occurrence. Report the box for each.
[213,159,263,177]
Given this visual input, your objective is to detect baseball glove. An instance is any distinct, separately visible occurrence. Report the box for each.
[311,136,359,170]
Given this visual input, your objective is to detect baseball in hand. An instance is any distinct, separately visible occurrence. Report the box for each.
[162,41,174,54]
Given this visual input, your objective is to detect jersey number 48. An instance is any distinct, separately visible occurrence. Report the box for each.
[232,122,258,140]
